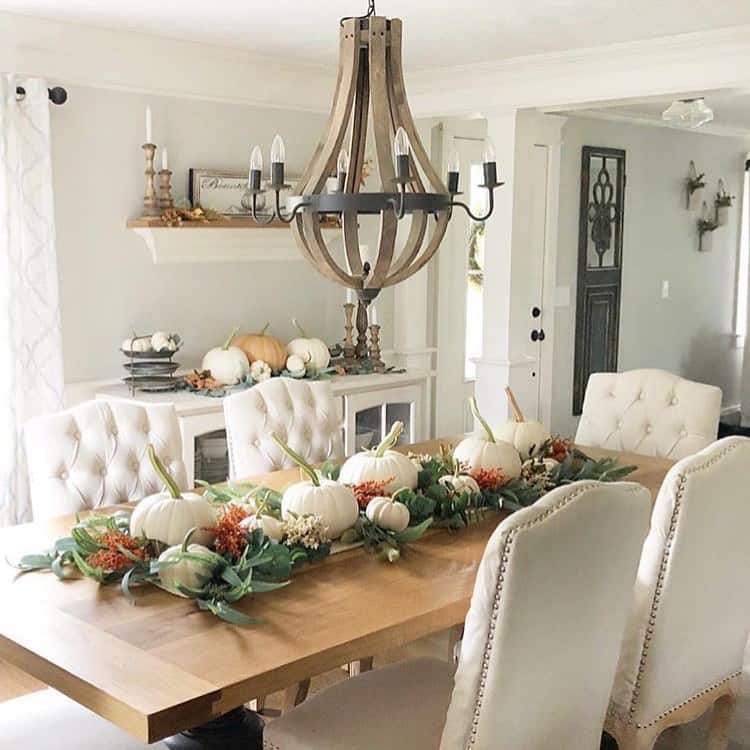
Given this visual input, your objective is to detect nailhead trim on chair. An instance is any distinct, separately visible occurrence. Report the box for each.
[617,441,742,729]
[263,740,281,750]
[466,482,645,749]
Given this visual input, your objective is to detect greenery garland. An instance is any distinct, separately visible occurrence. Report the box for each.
[12,438,635,624]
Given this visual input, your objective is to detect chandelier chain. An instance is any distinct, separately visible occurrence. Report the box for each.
[340,0,377,26]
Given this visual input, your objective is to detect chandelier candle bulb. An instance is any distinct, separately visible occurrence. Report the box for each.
[448,148,460,194]
[337,148,349,192]
[394,126,411,180]
[271,134,286,187]
[482,138,498,187]
[249,146,263,190]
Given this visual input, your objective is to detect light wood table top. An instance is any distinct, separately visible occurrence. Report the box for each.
[0,441,673,742]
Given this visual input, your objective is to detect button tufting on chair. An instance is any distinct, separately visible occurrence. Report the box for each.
[224,377,343,479]
[575,369,721,460]
[25,400,187,520]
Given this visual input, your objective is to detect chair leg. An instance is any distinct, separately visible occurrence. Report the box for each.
[708,694,736,750]
[283,679,311,712]
[608,728,660,750]
[348,657,374,676]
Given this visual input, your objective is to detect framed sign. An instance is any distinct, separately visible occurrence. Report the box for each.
[188,169,301,217]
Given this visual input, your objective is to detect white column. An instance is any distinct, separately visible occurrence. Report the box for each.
[473,109,518,426]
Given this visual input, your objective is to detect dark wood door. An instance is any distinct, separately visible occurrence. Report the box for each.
[573,146,626,415]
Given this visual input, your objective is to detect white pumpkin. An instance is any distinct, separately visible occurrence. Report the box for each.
[201,326,250,386]
[494,386,551,459]
[151,331,171,352]
[366,496,410,533]
[338,421,418,493]
[130,445,217,546]
[240,514,285,542]
[286,354,307,379]
[453,397,522,479]
[249,359,272,382]
[286,318,330,371]
[273,434,359,539]
[157,529,220,595]
[439,474,481,495]
[122,334,151,353]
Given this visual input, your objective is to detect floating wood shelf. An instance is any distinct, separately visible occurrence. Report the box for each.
[126,217,340,264]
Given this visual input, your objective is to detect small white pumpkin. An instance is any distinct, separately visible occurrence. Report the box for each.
[130,445,217,546]
[240,513,285,542]
[494,386,551,459]
[439,474,481,495]
[273,434,359,539]
[151,331,171,352]
[286,354,307,379]
[122,334,151,353]
[366,496,410,533]
[157,528,221,595]
[249,359,272,382]
[338,421,418,493]
[286,318,330,371]
[453,397,521,479]
[201,326,251,386]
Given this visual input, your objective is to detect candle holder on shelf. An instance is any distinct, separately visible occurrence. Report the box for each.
[368,324,385,372]
[158,169,174,211]
[342,302,356,361]
[142,144,159,216]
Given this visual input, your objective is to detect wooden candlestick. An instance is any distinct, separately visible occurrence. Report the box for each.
[343,303,356,359]
[142,143,159,216]
[368,324,383,370]
[355,300,369,359]
[158,169,174,210]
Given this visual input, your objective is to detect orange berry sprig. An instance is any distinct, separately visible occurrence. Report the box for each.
[213,504,252,559]
[470,467,506,492]
[350,477,394,509]
[86,530,145,572]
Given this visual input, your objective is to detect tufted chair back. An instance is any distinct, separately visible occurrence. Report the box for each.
[608,436,750,730]
[224,378,343,480]
[575,369,721,460]
[24,400,187,521]
[440,481,651,750]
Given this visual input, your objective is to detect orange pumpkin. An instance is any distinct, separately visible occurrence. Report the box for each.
[233,324,287,371]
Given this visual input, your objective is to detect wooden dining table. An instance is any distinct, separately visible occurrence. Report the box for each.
[0,441,674,748]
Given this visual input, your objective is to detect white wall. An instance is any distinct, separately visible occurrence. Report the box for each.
[50,85,353,385]
[551,115,750,436]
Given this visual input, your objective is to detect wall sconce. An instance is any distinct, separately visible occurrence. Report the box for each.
[715,178,735,226]
[686,160,706,210]
[697,200,718,251]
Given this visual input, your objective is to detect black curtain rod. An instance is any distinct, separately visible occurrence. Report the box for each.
[15,85,67,105]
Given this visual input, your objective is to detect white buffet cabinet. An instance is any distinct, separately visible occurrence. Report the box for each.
[97,371,429,486]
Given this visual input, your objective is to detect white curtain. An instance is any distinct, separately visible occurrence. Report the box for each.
[0,75,64,525]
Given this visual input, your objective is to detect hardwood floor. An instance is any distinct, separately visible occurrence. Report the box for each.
[3,635,750,749]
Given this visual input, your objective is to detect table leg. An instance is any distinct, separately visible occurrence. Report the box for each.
[164,706,264,750]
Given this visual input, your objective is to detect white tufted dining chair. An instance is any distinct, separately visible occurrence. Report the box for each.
[224,377,343,480]
[24,400,187,520]
[575,369,721,460]
[0,689,168,749]
[263,480,651,750]
[606,436,750,750]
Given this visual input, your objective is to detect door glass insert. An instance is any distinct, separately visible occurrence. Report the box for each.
[464,163,486,380]
[354,406,381,451]
[385,403,412,444]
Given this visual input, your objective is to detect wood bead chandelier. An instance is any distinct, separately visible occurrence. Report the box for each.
[244,1,502,308]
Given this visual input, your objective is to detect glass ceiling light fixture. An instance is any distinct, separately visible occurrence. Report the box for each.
[244,0,502,308]
[662,97,714,129]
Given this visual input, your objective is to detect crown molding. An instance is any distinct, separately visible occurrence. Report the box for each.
[405,25,750,117]
[0,11,336,113]
[555,108,750,139]
[3,11,750,120]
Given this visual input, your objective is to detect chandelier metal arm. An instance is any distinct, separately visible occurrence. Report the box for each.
[451,187,500,223]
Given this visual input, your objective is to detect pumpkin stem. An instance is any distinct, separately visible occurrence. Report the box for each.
[292,318,308,338]
[470,397,496,443]
[271,433,320,486]
[181,527,198,553]
[148,444,182,499]
[261,322,270,336]
[391,487,409,503]
[375,421,403,457]
[504,386,525,423]
[222,326,240,350]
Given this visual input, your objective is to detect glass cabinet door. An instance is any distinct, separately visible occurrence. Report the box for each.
[354,406,381,452]
[385,403,412,444]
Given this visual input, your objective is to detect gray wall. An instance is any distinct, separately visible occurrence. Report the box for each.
[551,115,750,436]
[49,85,348,383]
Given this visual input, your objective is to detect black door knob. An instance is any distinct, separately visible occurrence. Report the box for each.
[531,329,546,342]
[531,306,541,318]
